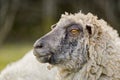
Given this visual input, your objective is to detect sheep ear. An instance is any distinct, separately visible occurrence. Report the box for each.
[86,25,92,35]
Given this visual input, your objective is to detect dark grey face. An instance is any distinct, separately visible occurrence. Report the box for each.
[33,22,89,70]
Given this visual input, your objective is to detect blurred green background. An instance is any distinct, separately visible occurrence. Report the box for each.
[0,0,120,70]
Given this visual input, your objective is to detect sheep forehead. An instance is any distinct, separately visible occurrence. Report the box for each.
[57,15,84,29]
[56,12,97,29]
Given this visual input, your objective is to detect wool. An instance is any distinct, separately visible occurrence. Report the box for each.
[57,12,120,80]
[0,50,58,80]
[1,12,120,80]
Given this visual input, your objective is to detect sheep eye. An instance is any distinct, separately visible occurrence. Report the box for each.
[70,29,80,35]
[67,24,81,36]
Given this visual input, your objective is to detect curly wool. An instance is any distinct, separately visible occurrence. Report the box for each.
[57,12,120,80]
[0,50,58,80]
[0,12,120,80]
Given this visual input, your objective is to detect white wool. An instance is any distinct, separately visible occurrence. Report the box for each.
[0,50,58,80]
[1,12,120,80]
[57,12,120,80]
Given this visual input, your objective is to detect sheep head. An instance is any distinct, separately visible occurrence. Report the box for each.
[33,12,95,71]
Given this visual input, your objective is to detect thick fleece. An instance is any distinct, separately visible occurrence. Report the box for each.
[0,50,58,80]
[33,12,120,80]
[57,12,120,80]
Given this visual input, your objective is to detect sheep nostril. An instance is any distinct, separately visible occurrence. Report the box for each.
[34,43,44,49]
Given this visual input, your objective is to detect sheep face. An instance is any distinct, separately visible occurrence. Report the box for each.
[33,18,89,70]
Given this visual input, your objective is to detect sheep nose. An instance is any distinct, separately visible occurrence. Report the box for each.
[33,39,44,49]
[33,39,46,57]
[34,42,43,49]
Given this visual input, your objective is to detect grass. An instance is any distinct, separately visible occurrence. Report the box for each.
[0,43,33,70]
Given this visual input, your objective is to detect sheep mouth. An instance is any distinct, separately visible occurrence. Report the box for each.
[36,54,51,57]
[34,52,51,62]
[34,51,59,65]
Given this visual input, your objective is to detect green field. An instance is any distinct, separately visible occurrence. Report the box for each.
[0,43,33,70]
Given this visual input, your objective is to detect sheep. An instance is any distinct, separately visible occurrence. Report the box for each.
[33,12,120,80]
[0,50,58,80]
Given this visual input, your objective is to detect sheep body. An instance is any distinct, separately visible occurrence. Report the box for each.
[0,50,58,80]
